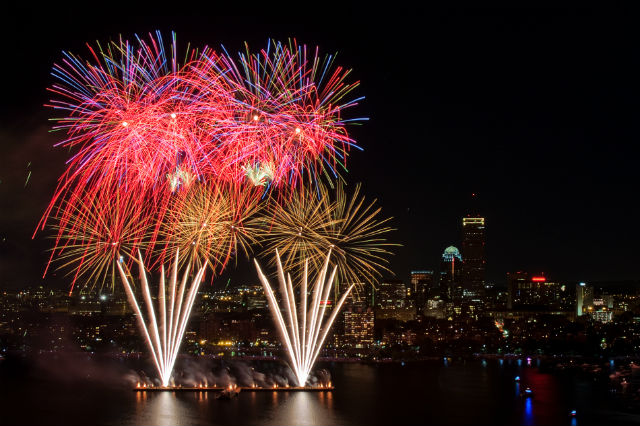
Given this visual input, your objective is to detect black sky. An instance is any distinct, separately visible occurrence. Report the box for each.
[1,6,640,290]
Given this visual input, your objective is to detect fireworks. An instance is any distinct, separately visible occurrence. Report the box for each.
[159,182,264,271]
[38,31,386,387]
[47,182,151,292]
[195,39,365,187]
[254,250,353,387]
[39,33,364,260]
[117,250,207,387]
[259,182,397,294]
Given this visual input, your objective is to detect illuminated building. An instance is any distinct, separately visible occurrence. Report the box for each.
[461,216,486,299]
[410,270,434,310]
[69,290,103,315]
[375,279,416,321]
[342,307,374,348]
[243,285,267,311]
[507,272,529,309]
[411,270,434,293]
[507,273,572,311]
[576,282,594,316]
[376,279,408,309]
[589,309,612,323]
[440,246,463,301]
[423,296,445,319]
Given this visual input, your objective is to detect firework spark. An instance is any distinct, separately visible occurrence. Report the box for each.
[254,250,353,387]
[159,182,264,271]
[47,183,150,292]
[117,249,207,387]
[191,39,365,187]
[39,34,365,272]
[259,182,397,294]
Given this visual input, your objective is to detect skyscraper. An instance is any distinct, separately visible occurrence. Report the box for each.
[507,271,528,310]
[342,307,374,348]
[461,216,486,299]
[576,282,594,316]
[376,279,408,309]
[410,270,435,310]
[440,246,463,301]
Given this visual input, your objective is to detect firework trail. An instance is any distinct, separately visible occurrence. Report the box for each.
[117,249,207,387]
[254,250,353,387]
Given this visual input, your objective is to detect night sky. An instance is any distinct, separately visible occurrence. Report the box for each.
[1,6,639,290]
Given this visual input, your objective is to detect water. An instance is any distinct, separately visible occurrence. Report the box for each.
[0,355,638,425]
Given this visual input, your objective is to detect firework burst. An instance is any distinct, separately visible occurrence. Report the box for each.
[159,182,264,271]
[195,39,365,187]
[259,183,396,294]
[47,183,150,292]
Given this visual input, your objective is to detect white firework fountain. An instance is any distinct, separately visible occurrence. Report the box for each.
[254,250,354,387]
[117,250,206,387]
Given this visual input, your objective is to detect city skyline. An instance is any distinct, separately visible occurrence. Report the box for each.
[2,6,640,426]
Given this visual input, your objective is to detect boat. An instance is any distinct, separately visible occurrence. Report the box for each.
[216,386,241,400]
[521,387,533,397]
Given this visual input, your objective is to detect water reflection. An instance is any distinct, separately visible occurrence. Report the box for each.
[262,392,344,426]
[134,392,194,426]
[523,397,534,426]
[0,358,619,426]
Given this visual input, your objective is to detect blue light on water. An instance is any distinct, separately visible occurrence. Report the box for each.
[499,359,504,366]
[515,376,520,381]
[517,359,522,366]
[523,397,534,425]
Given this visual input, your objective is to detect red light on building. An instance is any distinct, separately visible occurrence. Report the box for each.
[531,276,546,282]
[319,300,332,306]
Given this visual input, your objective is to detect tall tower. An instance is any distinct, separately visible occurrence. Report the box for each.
[576,282,593,316]
[440,246,463,301]
[410,270,435,310]
[462,216,486,298]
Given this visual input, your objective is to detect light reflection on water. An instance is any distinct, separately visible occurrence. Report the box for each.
[129,391,202,426]
[261,392,345,426]
[123,390,346,426]
[523,398,534,426]
[3,358,639,425]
